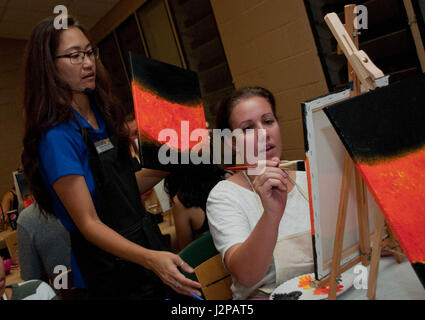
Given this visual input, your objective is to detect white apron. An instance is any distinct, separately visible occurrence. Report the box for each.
[256,230,314,297]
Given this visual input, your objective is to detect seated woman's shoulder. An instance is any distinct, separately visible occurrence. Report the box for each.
[208,179,242,200]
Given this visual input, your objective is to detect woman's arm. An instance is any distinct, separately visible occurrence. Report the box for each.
[1,191,13,213]
[135,169,169,194]
[53,174,201,296]
[172,196,197,250]
[224,213,280,287]
[224,160,289,287]
[0,191,13,225]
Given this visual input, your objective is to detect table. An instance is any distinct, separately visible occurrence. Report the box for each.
[0,228,15,250]
[5,265,23,286]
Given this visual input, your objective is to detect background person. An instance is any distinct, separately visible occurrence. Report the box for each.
[17,203,71,283]
[0,256,58,300]
[164,165,226,250]
[207,87,313,299]
[125,112,142,172]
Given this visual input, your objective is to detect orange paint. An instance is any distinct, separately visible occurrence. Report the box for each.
[356,147,425,263]
[297,274,343,295]
[313,283,343,295]
[132,81,207,151]
[298,275,313,289]
[305,157,315,236]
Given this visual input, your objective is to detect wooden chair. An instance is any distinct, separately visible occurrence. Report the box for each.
[179,231,232,300]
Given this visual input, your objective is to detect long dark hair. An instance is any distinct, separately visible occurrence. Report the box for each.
[215,86,277,130]
[164,164,226,212]
[22,16,129,215]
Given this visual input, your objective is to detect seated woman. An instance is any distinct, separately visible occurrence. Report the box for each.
[1,256,58,300]
[206,87,313,300]
[164,165,226,251]
[17,203,71,283]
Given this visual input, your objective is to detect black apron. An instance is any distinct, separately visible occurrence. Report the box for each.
[70,128,170,300]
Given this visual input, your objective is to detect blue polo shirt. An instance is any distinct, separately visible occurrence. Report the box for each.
[38,105,108,288]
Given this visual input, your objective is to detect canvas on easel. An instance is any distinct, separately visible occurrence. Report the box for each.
[298,4,390,300]
[321,6,424,298]
[324,74,425,289]
[129,53,208,170]
[301,83,385,281]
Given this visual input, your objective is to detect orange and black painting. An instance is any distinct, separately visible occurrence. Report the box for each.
[324,74,425,289]
[129,53,207,170]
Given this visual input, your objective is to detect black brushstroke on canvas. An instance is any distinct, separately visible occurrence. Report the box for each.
[323,74,425,163]
[412,263,425,290]
[129,52,201,105]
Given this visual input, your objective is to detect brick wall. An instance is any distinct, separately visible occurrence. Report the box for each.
[211,0,329,159]
[0,38,26,198]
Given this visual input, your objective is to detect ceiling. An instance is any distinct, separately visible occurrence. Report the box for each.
[0,0,120,39]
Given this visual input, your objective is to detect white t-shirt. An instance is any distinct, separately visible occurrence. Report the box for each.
[206,171,311,300]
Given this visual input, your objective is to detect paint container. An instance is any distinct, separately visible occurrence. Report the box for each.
[7,210,18,230]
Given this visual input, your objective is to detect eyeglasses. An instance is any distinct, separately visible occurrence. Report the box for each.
[55,47,99,65]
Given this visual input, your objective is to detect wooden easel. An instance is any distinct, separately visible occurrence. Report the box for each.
[318,5,404,300]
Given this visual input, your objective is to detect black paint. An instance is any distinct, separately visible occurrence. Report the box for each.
[412,262,425,290]
[272,291,302,300]
[129,52,202,105]
[302,102,310,153]
[324,74,425,163]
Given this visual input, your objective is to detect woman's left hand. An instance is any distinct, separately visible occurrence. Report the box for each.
[145,250,202,297]
[252,157,289,220]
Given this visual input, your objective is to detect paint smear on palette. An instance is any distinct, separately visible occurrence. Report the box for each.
[297,274,343,295]
[298,274,313,290]
[313,284,343,296]
[271,272,353,300]
[324,74,425,288]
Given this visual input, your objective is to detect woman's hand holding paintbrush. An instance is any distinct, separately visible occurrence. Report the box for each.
[250,158,289,220]
[228,160,309,202]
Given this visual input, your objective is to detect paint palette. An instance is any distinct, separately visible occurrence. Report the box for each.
[270,272,354,300]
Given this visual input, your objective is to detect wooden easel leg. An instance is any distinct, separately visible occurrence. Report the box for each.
[382,223,404,263]
[389,230,404,264]
[328,152,352,300]
[354,170,371,267]
[367,209,386,300]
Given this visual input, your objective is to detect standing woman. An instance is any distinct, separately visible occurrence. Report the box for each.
[22,16,201,299]
[207,87,313,300]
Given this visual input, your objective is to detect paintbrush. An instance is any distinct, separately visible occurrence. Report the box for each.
[226,160,309,201]
[227,160,305,172]
[285,172,309,202]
